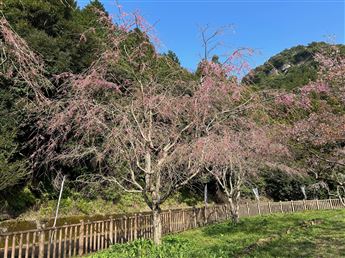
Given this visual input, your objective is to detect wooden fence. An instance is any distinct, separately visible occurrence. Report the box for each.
[0,198,343,258]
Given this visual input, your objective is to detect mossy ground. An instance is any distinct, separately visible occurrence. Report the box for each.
[88,209,345,258]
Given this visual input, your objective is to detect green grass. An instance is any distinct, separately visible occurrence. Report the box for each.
[88,209,345,258]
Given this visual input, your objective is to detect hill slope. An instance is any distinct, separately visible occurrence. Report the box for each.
[242,42,345,90]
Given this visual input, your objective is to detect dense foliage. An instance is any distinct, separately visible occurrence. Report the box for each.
[0,0,191,219]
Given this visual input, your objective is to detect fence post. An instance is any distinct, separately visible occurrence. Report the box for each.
[329,199,334,209]
[280,201,283,213]
[79,220,85,256]
[124,216,128,242]
[291,200,295,212]
[257,202,261,215]
[84,221,89,253]
[11,235,15,258]
[4,235,9,258]
[316,199,320,210]
[18,233,23,258]
[101,221,105,249]
[38,222,45,258]
[246,202,250,216]
[268,202,272,214]
[137,214,141,239]
[169,210,172,233]
[193,208,197,228]
[109,217,114,244]
[134,214,138,240]
[182,210,185,230]
[204,206,208,224]
[303,200,307,210]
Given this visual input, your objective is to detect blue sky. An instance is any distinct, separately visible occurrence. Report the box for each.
[77,0,345,71]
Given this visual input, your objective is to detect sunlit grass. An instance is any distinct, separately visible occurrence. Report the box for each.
[87,209,345,258]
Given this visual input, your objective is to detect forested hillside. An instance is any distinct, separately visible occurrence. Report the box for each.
[0,0,344,237]
[242,42,345,90]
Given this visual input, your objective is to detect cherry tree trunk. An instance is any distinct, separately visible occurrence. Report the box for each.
[228,198,240,223]
[152,206,162,245]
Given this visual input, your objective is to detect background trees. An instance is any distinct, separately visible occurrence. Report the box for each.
[2,0,106,74]
[265,46,345,203]
[1,0,193,217]
[0,0,107,212]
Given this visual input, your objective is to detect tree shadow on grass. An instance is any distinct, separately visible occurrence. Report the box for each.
[199,211,345,257]
[201,215,302,237]
[202,209,345,237]
[253,229,344,257]
[251,239,317,258]
[203,227,319,257]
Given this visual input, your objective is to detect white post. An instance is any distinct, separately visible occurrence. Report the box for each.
[53,175,66,228]
[252,188,259,201]
[301,185,307,200]
[204,183,208,208]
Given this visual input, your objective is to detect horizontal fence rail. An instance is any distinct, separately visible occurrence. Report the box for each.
[0,198,343,258]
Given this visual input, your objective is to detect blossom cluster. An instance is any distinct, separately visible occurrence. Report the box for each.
[275,82,330,110]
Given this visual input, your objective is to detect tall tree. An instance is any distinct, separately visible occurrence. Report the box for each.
[202,123,289,223]
[21,6,258,243]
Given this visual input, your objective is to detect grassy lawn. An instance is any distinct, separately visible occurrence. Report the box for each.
[88,209,345,258]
